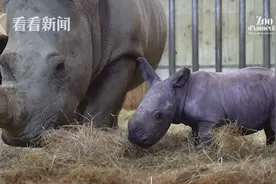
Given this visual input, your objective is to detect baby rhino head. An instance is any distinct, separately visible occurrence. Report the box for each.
[128,57,191,148]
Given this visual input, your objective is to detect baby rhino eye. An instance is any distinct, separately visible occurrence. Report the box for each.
[155,112,162,119]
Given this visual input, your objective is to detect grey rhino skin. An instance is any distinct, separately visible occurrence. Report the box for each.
[128,57,276,148]
[0,0,167,147]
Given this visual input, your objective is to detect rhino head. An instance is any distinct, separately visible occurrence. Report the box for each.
[128,57,191,148]
[0,1,93,147]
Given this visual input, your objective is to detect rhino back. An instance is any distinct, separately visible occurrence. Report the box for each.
[185,69,274,130]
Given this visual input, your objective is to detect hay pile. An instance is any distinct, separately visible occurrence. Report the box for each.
[0,109,274,184]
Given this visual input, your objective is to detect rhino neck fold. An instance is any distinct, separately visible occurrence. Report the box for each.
[172,77,192,124]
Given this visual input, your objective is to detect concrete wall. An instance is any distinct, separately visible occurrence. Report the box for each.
[0,0,6,35]
[0,0,2,13]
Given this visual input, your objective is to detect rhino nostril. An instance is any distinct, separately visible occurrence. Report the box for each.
[128,122,139,133]
[141,135,148,143]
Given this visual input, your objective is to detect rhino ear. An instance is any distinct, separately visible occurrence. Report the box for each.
[137,57,161,86]
[0,35,8,55]
[168,67,191,88]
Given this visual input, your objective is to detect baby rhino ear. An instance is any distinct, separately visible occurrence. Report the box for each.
[168,67,191,88]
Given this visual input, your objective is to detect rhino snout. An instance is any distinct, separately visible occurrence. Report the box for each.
[128,128,148,142]
[127,118,153,148]
[128,133,151,149]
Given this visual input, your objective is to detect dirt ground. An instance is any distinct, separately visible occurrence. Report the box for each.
[0,109,274,184]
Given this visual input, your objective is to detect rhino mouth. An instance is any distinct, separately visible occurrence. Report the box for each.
[2,131,43,147]
[128,131,164,149]
[135,141,156,149]
[128,136,153,149]
[1,120,57,147]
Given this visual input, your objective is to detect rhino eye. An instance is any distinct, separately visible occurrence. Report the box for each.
[56,62,65,71]
[54,60,67,79]
[155,112,162,120]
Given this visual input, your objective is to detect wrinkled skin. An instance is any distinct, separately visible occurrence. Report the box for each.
[0,0,167,147]
[128,57,276,148]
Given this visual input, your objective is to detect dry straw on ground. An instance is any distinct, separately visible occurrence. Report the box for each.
[0,109,274,184]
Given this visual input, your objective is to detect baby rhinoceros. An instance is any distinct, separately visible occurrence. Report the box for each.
[127,57,276,148]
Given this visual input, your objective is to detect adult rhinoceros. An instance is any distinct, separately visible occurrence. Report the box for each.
[0,0,167,147]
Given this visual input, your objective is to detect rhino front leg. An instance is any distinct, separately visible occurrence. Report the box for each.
[81,57,137,129]
[197,121,213,148]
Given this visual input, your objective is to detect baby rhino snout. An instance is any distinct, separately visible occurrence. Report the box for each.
[128,119,139,140]
[127,118,150,147]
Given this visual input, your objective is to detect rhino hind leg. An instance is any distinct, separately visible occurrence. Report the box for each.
[265,109,276,145]
[264,123,275,145]
[80,57,137,129]
[264,112,275,145]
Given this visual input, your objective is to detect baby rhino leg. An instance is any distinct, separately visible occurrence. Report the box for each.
[265,121,275,145]
[266,109,276,145]
[197,121,214,147]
